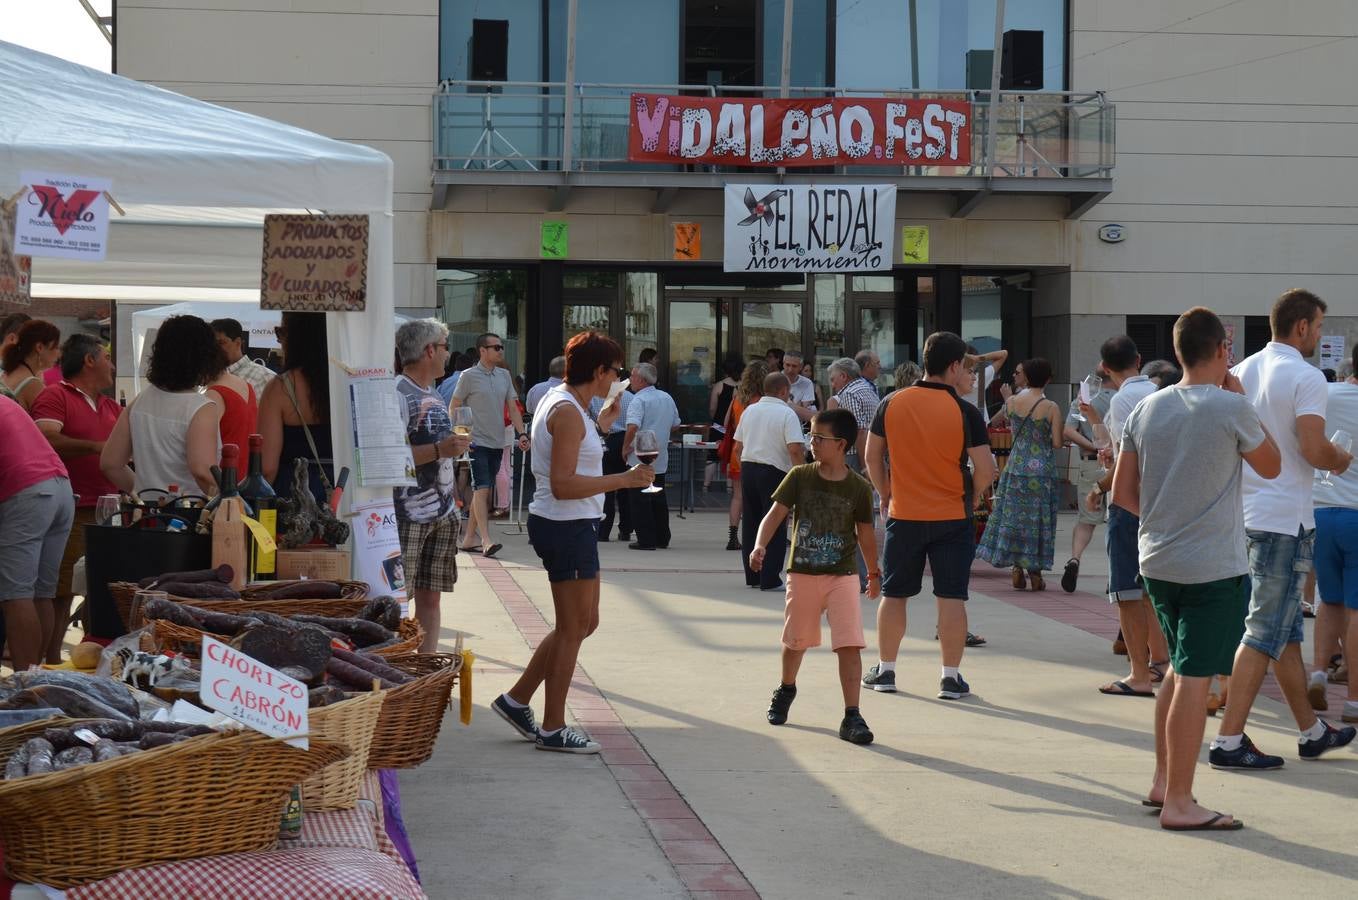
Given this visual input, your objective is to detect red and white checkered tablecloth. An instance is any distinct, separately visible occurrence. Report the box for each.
[51,775,422,899]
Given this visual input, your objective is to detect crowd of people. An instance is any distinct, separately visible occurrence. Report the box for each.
[0,310,334,668]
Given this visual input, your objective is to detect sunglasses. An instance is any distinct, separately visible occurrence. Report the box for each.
[610,365,627,377]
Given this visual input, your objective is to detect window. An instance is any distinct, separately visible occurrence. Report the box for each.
[762,0,829,89]
[437,268,529,379]
[1126,315,1178,368]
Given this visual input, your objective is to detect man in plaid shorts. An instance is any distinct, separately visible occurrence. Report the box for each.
[393,319,471,652]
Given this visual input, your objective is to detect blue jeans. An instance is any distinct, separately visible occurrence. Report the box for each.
[1241,526,1313,660]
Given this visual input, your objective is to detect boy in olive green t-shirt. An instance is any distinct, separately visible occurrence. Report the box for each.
[751,409,881,745]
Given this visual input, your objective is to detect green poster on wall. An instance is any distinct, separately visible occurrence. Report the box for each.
[541,222,569,259]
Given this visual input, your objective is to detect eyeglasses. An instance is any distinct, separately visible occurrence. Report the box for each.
[809,432,843,443]
[610,365,627,377]
[483,344,505,352]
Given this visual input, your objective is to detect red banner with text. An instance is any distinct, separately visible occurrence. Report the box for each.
[627,94,973,168]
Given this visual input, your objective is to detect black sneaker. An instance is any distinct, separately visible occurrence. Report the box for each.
[491,694,539,741]
[938,674,970,700]
[535,726,600,754]
[766,683,797,725]
[839,708,874,745]
[726,535,741,551]
[1299,720,1357,760]
[862,664,897,693]
[1209,734,1284,770]
[1061,558,1079,593]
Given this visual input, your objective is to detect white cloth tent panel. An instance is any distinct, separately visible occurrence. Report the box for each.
[0,39,397,543]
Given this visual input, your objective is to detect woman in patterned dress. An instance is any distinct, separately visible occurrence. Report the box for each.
[975,359,1064,590]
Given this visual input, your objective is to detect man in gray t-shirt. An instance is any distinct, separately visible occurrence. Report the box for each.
[450,333,529,558]
[1111,306,1279,833]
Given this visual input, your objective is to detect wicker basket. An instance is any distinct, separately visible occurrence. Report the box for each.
[115,579,370,629]
[301,690,385,811]
[369,619,425,658]
[0,730,348,888]
[366,653,462,769]
[0,716,78,757]
[148,616,421,660]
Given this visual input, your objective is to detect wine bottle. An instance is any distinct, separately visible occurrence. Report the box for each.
[238,433,278,580]
[211,444,248,590]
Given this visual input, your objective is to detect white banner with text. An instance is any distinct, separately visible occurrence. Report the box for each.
[723,184,896,273]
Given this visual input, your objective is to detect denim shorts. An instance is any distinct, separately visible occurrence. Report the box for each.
[1313,507,1358,610]
[0,477,76,600]
[882,518,973,601]
[470,446,504,491]
[1241,527,1313,660]
[527,515,600,583]
[1105,503,1143,602]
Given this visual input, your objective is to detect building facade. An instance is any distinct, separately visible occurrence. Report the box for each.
[115,1,1358,422]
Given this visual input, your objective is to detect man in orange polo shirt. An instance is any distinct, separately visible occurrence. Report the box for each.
[862,331,996,699]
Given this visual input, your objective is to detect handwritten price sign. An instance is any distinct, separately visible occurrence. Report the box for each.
[200,636,309,749]
[260,214,369,311]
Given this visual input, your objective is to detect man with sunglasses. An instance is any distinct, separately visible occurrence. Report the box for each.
[451,333,529,558]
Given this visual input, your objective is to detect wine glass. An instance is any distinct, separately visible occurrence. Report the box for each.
[451,407,474,462]
[95,494,121,527]
[1317,429,1353,487]
[635,430,663,493]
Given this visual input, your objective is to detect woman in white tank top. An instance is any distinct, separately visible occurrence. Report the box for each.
[100,316,224,498]
[492,331,654,755]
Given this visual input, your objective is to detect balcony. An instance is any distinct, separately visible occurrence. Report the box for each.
[432,83,1114,219]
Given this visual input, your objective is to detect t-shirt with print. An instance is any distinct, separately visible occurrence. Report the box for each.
[393,375,458,524]
[1121,385,1265,584]
[771,463,874,576]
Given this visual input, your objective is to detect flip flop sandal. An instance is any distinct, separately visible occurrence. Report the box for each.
[483,543,503,559]
[1161,813,1243,832]
[1149,662,1169,684]
[966,633,987,647]
[1141,795,1196,810]
[460,545,483,554]
[1099,680,1154,697]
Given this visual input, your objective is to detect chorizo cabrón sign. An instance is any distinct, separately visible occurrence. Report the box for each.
[261,214,369,312]
[628,94,972,168]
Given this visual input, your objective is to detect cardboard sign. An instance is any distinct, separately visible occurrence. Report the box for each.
[14,171,111,260]
[629,95,972,168]
[673,222,701,260]
[260,214,369,311]
[1,204,32,305]
[200,635,309,749]
[901,225,929,263]
[541,222,568,259]
[724,184,896,273]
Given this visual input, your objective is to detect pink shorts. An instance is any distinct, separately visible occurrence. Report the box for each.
[782,573,865,651]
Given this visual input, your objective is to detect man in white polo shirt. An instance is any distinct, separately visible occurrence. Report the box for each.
[734,372,806,591]
[1209,289,1357,769]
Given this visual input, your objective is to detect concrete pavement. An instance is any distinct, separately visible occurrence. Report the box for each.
[402,510,1358,899]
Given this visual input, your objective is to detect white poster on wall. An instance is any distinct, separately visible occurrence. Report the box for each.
[1319,335,1345,371]
[15,171,111,260]
[350,499,407,605]
[723,183,896,273]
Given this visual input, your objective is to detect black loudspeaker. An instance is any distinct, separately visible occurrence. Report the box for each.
[1001,29,1043,90]
[470,19,509,81]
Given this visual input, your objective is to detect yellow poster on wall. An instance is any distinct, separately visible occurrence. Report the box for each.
[901,225,929,264]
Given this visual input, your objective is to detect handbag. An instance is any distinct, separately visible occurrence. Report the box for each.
[716,402,736,463]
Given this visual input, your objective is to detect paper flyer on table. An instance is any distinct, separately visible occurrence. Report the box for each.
[347,369,416,487]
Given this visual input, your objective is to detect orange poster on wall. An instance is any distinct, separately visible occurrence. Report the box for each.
[673,222,701,260]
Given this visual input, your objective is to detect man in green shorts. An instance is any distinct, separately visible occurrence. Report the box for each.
[1112,306,1280,832]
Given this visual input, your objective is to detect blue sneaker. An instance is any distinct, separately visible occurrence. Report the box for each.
[535,726,600,754]
[491,694,539,741]
[862,664,897,693]
[1299,720,1357,760]
[1209,734,1284,770]
[938,674,971,700]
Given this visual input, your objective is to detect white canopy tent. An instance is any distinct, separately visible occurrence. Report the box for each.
[0,39,396,533]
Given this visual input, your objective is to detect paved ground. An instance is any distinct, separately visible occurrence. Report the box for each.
[402,509,1358,900]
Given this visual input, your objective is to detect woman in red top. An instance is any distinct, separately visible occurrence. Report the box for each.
[206,352,258,456]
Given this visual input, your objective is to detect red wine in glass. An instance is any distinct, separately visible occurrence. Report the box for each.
[637,452,659,465]
[635,430,663,493]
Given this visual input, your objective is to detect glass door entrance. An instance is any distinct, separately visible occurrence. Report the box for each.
[739,301,803,368]
[668,299,731,425]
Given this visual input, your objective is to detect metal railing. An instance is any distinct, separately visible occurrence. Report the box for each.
[432,81,1114,180]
